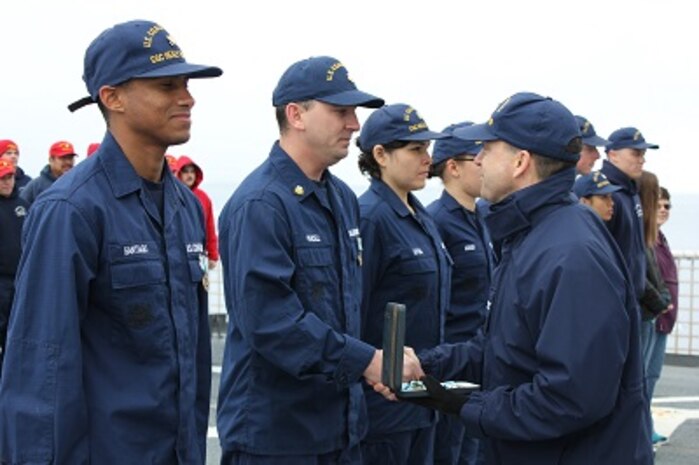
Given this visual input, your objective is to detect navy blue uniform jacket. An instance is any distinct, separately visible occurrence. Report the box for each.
[426,190,493,342]
[359,179,451,435]
[601,160,646,299]
[216,143,375,455]
[0,133,211,464]
[420,169,653,464]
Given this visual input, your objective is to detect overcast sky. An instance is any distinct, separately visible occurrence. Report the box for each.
[2,0,698,201]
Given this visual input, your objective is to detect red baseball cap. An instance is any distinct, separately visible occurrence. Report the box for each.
[0,139,19,155]
[0,158,16,177]
[49,141,78,158]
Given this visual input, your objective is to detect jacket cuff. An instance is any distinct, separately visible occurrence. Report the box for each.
[334,336,376,388]
[461,391,487,439]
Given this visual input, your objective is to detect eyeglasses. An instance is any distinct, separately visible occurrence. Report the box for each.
[453,156,476,162]
[658,203,672,210]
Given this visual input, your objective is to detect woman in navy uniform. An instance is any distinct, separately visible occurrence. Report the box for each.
[356,103,451,465]
[426,123,494,465]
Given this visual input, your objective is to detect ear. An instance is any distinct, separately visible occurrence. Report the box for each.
[512,149,531,178]
[285,103,306,130]
[372,145,388,169]
[99,85,124,113]
[446,159,460,178]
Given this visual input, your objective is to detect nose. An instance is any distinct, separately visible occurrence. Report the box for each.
[179,88,195,108]
[474,150,484,166]
[346,109,360,131]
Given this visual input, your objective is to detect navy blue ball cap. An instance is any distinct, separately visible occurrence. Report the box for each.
[431,122,481,165]
[605,127,659,151]
[573,170,622,198]
[358,103,446,152]
[453,92,581,162]
[68,20,222,112]
[272,56,384,108]
[575,115,610,147]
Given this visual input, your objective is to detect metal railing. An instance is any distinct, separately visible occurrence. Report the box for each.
[208,252,699,355]
[667,252,699,356]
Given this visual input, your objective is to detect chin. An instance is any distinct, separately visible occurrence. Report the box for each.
[169,133,191,146]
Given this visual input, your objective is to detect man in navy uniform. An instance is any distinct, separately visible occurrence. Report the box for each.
[0,19,222,464]
[378,93,653,465]
[217,56,423,464]
[574,115,609,175]
[601,127,659,300]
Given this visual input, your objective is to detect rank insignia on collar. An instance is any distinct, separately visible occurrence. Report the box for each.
[294,185,304,196]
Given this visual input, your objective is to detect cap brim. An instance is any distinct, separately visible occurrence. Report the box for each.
[402,130,448,141]
[136,62,223,80]
[608,142,660,151]
[596,184,622,194]
[452,122,497,142]
[638,143,659,150]
[583,135,610,146]
[318,90,385,108]
[68,62,222,113]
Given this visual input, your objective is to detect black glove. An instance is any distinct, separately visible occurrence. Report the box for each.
[402,375,470,415]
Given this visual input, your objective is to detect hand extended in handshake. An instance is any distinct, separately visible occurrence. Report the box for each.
[363,346,424,395]
[363,347,470,416]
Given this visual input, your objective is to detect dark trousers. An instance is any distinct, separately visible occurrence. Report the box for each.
[361,424,436,465]
[434,414,484,465]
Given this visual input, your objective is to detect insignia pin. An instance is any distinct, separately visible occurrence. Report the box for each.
[294,185,304,196]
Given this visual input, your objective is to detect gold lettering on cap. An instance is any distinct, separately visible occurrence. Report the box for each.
[408,122,428,132]
[582,121,591,134]
[150,49,184,64]
[326,62,345,81]
[403,107,418,122]
[634,131,641,141]
[143,24,165,48]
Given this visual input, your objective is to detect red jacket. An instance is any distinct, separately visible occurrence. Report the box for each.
[175,156,219,261]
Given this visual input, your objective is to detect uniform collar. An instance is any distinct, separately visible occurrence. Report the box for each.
[440,189,477,215]
[268,141,334,202]
[98,132,186,204]
[485,167,576,243]
[601,159,637,194]
[369,178,426,218]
